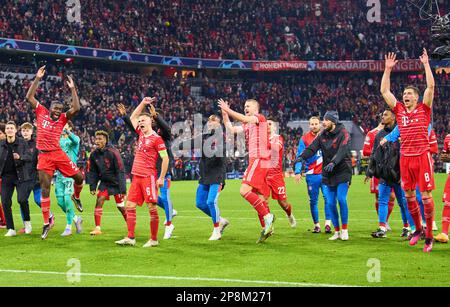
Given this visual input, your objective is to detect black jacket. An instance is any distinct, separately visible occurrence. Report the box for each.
[123,114,174,176]
[0,137,33,182]
[300,123,352,186]
[181,129,227,186]
[366,125,401,186]
[25,138,39,184]
[87,145,127,195]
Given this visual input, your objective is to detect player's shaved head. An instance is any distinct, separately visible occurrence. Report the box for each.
[244,99,260,116]
[50,101,64,121]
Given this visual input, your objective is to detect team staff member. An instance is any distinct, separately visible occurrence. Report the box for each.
[295,111,352,241]
[0,122,34,236]
[181,115,229,240]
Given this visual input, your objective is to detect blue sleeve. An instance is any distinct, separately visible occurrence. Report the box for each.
[428,124,432,136]
[294,138,306,175]
[385,126,400,143]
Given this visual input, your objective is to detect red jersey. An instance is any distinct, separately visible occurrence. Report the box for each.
[300,131,323,175]
[268,134,284,176]
[131,128,166,177]
[429,129,438,154]
[243,114,270,161]
[444,134,450,154]
[393,102,431,156]
[363,127,382,157]
[35,102,68,151]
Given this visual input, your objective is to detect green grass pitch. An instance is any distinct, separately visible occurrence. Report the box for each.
[0,174,449,287]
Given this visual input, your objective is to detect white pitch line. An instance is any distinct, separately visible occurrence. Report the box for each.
[0,269,361,287]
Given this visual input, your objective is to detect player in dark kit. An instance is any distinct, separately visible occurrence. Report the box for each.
[26,66,85,239]
[87,130,127,235]
[180,114,229,240]
[381,49,436,252]
[295,111,352,241]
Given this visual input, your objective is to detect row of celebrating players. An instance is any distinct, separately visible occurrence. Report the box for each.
[0,49,448,252]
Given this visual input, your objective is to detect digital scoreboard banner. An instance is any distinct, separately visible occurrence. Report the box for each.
[1,38,448,72]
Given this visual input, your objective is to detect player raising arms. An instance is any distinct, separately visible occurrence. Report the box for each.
[380,49,436,252]
[266,118,296,228]
[87,130,127,236]
[115,97,169,247]
[26,66,85,239]
[218,98,275,243]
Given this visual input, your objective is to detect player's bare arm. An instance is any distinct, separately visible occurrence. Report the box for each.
[221,103,243,134]
[25,65,46,109]
[218,99,258,124]
[66,75,81,120]
[380,52,398,109]
[130,97,156,129]
[420,48,435,108]
[157,154,169,187]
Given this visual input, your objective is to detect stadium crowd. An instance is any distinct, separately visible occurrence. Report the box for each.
[0,63,448,177]
[0,0,442,61]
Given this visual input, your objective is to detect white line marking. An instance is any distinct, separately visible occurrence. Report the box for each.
[0,269,361,287]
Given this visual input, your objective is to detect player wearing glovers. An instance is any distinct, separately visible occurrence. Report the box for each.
[115,97,169,247]
[218,98,275,243]
[294,116,331,233]
[87,130,127,235]
[366,110,414,238]
[362,118,396,231]
[295,111,352,241]
[381,49,436,252]
[18,122,55,233]
[181,115,229,240]
[434,131,450,243]
[0,123,7,228]
[118,103,177,240]
[55,122,83,236]
[267,119,296,228]
[26,67,85,239]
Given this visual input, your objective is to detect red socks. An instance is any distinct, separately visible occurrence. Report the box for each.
[243,191,269,217]
[422,197,435,239]
[406,196,422,231]
[387,200,395,221]
[442,202,450,236]
[41,197,51,225]
[150,207,159,241]
[126,208,136,239]
[0,204,5,225]
[258,214,265,228]
[94,207,103,227]
[74,183,83,199]
[280,203,292,216]
[375,200,379,215]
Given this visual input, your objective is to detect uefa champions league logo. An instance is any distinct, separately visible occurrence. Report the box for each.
[66,0,81,24]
